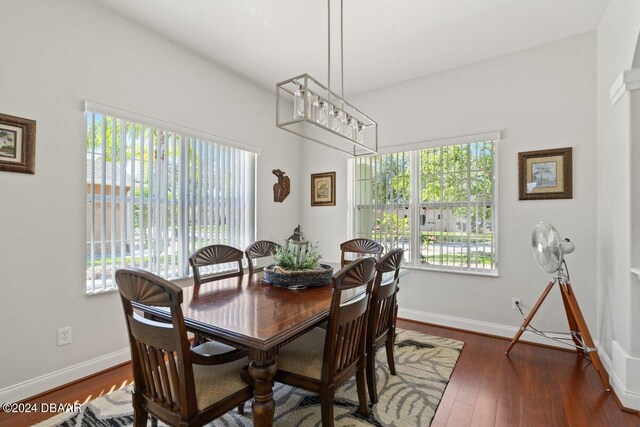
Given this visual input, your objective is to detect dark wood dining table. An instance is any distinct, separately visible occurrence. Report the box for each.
[134,263,361,427]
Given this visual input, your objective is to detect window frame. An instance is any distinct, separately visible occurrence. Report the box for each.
[349,132,499,276]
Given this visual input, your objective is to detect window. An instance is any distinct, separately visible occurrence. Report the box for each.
[352,137,497,274]
[86,109,256,293]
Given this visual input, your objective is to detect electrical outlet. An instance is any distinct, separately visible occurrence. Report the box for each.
[58,327,72,346]
[512,298,522,311]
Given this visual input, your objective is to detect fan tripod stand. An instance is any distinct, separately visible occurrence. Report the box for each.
[505,273,611,391]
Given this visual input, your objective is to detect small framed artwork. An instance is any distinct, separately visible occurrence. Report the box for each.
[311,172,336,206]
[518,147,572,200]
[0,113,36,174]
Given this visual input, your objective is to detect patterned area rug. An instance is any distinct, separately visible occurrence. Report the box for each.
[37,329,463,427]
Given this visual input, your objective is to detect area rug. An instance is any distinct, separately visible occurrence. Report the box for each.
[37,329,463,427]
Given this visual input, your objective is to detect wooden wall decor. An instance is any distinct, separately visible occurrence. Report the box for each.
[272,169,290,202]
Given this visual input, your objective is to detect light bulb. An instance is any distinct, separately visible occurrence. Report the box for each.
[356,123,365,144]
[345,116,359,140]
[293,85,305,119]
[343,115,353,139]
[350,118,358,141]
[313,97,328,126]
[329,107,342,132]
[338,110,348,134]
[305,90,315,119]
[340,111,349,135]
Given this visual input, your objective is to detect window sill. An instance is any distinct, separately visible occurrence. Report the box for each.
[86,286,119,296]
[85,269,233,295]
[403,264,499,277]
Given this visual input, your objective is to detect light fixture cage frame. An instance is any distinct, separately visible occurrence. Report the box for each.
[276,73,378,156]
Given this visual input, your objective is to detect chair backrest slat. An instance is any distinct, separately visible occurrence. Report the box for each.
[167,354,180,410]
[137,341,157,399]
[375,297,393,336]
[335,312,367,372]
[156,348,173,406]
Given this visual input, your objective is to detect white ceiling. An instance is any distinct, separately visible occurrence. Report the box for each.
[92,0,609,96]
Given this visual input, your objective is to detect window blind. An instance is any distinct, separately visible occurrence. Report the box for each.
[86,111,256,294]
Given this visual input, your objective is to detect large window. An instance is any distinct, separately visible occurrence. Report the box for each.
[86,109,256,293]
[352,138,497,274]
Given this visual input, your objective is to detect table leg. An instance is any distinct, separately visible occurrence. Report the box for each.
[248,350,277,427]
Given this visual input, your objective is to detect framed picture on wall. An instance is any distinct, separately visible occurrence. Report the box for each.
[0,113,36,174]
[518,147,572,200]
[311,172,336,206]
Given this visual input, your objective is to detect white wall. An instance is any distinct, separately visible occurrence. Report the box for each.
[0,0,302,401]
[596,0,640,410]
[303,32,598,343]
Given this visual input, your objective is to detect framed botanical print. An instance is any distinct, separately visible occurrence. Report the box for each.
[311,172,336,206]
[0,113,36,174]
[518,147,572,200]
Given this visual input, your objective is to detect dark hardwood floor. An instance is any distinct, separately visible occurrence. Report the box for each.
[0,363,134,427]
[1,320,638,426]
[400,320,639,427]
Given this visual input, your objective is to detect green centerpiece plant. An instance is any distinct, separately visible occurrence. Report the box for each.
[272,242,323,272]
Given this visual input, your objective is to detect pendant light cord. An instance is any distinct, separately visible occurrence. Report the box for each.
[327,0,345,98]
[341,0,344,99]
[328,0,331,91]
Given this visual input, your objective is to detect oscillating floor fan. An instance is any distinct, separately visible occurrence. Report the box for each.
[505,222,610,391]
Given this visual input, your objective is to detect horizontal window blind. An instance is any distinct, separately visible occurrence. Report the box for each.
[86,111,255,294]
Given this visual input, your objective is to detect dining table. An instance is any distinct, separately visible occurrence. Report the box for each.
[133,262,362,427]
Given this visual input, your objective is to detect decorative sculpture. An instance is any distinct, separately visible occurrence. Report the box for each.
[272,169,290,202]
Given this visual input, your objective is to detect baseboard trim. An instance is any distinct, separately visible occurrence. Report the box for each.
[601,341,640,412]
[0,348,130,404]
[596,345,636,413]
[398,308,576,351]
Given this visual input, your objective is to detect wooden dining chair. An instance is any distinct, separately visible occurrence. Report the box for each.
[366,248,404,404]
[275,257,377,427]
[340,238,384,267]
[244,240,281,274]
[115,267,253,427]
[189,244,244,285]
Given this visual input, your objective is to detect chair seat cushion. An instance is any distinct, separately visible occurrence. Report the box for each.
[192,357,249,410]
[277,327,326,380]
[192,340,240,357]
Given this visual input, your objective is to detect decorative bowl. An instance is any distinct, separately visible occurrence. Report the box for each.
[262,263,333,289]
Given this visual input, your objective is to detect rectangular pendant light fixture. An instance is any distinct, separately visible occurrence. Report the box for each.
[276,73,377,156]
